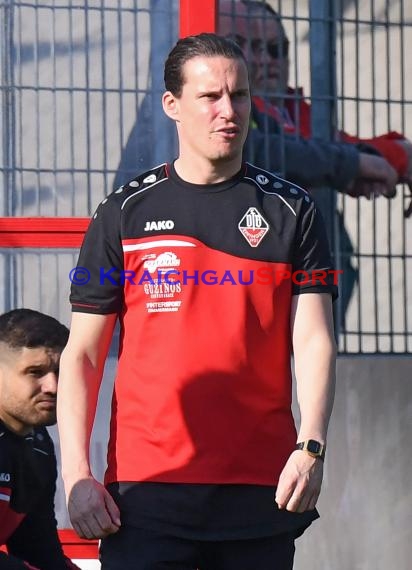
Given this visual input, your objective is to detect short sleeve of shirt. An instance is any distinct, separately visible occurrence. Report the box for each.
[291,195,338,298]
[70,196,124,314]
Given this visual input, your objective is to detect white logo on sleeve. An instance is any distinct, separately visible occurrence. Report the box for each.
[0,472,11,482]
[143,174,157,184]
[238,207,269,247]
[256,174,269,185]
[144,220,175,232]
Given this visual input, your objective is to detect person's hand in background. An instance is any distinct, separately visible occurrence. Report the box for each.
[344,153,398,199]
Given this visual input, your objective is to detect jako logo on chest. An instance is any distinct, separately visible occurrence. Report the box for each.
[144,220,175,232]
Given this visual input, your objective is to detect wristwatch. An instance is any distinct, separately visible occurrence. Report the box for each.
[296,439,326,461]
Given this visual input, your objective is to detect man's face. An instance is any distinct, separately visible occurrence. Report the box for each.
[164,55,251,166]
[0,345,61,435]
[219,4,289,98]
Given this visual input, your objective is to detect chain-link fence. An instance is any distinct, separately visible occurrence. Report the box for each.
[0,0,411,352]
[0,0,178,325]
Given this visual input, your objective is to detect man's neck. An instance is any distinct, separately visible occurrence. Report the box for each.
[0,413,32,436]
[173,155,242,185]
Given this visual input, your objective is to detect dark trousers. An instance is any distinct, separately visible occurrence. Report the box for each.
[100,525,296,570]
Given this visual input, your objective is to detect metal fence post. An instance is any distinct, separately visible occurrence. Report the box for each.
[149,0,178,165]
[0,0,16,311]
[1,0,16,217]
[309,0,337,239]
[309,0,341,334]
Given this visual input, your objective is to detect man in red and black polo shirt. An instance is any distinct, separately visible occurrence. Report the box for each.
[58,33,337,569]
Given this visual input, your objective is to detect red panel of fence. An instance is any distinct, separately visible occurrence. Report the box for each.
[0,218,89,248]
[58,529,99,560]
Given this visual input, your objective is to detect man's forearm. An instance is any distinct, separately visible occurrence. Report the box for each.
[57,349,101,485]
[245,128,360,190]
[57,312,116,490]
[294,330,336,444]
[291,294,337,446]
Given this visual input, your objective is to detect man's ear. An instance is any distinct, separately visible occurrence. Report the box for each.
[162,91,180,122]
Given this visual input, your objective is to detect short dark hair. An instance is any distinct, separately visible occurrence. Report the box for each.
[164,32,246,97]
[0,309,69,351]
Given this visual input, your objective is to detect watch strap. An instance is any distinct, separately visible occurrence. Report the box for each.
[296,439,326,460]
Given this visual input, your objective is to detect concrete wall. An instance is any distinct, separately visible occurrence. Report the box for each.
[295,356,412,570]
[51,355,412,569]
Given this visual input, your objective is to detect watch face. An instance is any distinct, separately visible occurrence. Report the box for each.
[307,440,321,454]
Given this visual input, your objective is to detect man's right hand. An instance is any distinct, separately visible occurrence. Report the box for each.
[350,153,398,198]
[67,477,121,540]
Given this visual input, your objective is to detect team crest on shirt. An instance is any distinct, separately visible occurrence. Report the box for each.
[238,207,269,247]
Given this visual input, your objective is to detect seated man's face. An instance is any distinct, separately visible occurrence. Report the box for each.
[0,345,60,435]
[219,2,289,99]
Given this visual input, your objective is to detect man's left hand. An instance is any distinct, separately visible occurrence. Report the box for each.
[275,450,323,513]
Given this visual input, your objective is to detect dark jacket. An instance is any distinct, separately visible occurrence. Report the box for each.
[0,421,76,570]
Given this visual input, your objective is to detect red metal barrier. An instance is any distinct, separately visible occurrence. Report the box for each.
[1,530,98,560]
[179,0,217,37]
[0,218,89,248]
[59,529,99,559]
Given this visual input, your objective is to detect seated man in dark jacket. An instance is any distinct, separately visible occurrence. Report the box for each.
[0,309,79,570]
